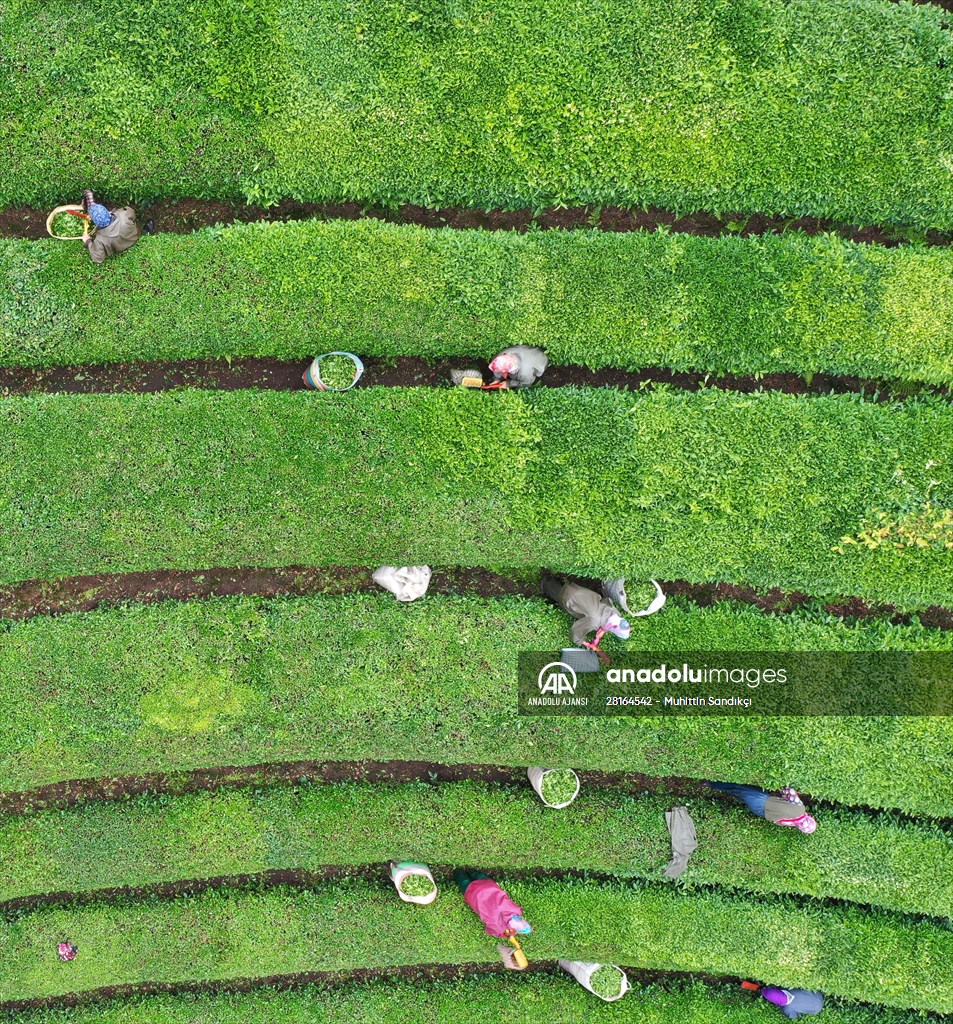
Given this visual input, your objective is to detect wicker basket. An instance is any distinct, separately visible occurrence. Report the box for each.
[46,205,94,241]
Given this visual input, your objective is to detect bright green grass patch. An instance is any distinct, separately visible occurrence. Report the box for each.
[0,977,927,1024]
[0,0,275,207]
[0,878,949,1010]
[2,780,949,919]
[4,1,953,228]
[0,388,951,606]
[6,221,953,383]
[1,595,950,815]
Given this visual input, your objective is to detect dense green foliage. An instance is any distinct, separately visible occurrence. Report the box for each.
[1,388,951,605]
[6,221,953,382]
[1,594,950,815]
[2,780,948,918]
[1,878,949,1010]
[1,976,927,1024]
[3,1,953,226]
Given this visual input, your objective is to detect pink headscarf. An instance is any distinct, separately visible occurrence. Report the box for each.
[489,353,519,376]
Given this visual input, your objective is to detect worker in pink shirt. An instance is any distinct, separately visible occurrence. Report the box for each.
[454,868,532,970]
[453,869,533,937]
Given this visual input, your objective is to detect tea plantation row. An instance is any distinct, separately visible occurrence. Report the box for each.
[6,221,953,383]
[3,0,952,226]
[3,780,948,919]
[1,879,949,1010]
[2,594,950,815]
[2,388,950,604]
[1,976,926,1024]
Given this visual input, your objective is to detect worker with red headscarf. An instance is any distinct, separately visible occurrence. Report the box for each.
[488,345,548,389]
[450,345,548,390]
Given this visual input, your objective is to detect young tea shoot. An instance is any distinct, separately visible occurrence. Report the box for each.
[399,873,436,898]
[540,770,579,806]
[50,212,88,237]
[588,965,625,999]
[318,355,358,390]
[626,581,661,613]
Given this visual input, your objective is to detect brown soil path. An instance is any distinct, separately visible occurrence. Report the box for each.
[0,355,946,402]
[0,565,948,629]
[0,961,757,1015]
[0,758,711,816]
[2,197,950,245]
[3,756,948,831]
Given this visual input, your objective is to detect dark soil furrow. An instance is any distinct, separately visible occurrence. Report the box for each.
[4,862,942,930]
[910,0,953,12]
[0,355,947,402]
[0,564,948,629]
[3,757,948,833]
[2,197,951,246]
[0,758,711,816]
[0,962,757,1015]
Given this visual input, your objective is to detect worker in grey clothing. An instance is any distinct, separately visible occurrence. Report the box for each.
[541,572,630,646]
[82,190,141,264]
[759,987,825,1019]
[489,345,548,389]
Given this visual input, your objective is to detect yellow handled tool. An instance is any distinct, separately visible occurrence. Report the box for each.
[506,933,529,969]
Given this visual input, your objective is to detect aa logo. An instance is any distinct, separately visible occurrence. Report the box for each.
[537,662,578,695]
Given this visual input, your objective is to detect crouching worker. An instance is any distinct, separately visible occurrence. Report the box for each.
[743,983,824,1019]
[82,190,141,264]
[454,869,532,970]
[450,345,548,390]
[708,782,817,834]
[541,571,630,664]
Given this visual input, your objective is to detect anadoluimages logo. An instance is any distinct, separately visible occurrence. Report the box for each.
[537,661,578,695]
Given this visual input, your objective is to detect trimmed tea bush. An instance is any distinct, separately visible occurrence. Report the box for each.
[1,388,951,606]
[0,594,950,816]
[4,222,953,384]
[4,0,953,227]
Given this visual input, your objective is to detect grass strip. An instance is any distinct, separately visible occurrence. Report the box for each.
[3,1,953,228]
[0,878,949,1011]
[0,976,928,1024]
[1,388,951,607]
[6,222,953,384]
[1,780,949,920]
[1,594,950,816]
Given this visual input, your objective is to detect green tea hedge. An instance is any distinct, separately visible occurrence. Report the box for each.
[3,780,949,919]
[0,388,950,605]
[1,879,949,1010]
[6,222,953,383]
[0,977,926,1024]
[3,0,953,226]
[1,595,950,815]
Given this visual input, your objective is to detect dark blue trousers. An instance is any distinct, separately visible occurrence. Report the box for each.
[708,781,770,818]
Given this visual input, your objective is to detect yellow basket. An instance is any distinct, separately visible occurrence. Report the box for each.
[46,205,96,241]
